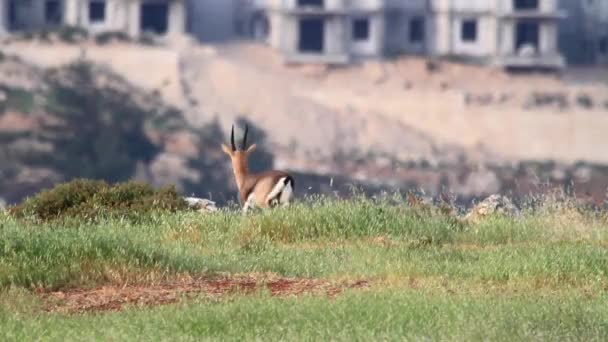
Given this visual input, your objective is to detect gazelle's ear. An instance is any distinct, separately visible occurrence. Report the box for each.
[221,143,234,156]
[245,143,257,154]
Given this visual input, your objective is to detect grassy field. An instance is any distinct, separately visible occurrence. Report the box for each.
[1,195,608,341]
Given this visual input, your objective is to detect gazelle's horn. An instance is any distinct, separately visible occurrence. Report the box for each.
[230,125,236,151]
[242,124,249,150]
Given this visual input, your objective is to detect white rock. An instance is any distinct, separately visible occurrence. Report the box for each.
[183,197,218,213]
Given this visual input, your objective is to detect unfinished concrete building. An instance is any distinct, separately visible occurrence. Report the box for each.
[237,0,565,69]
[260,0,391,64]
[431,0,565,69]
[0,0,186,38]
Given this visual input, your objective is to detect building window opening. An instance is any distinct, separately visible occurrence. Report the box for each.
[89,0,106,23]
[409,17,425,43]
[516,20,540,54]
[599,37,608,54]
[298,0,323,8]
[251,13,270,43]
[298,18,324,53]
[353,18,370,41]
[45,0,62,25]
[140,2,169,35]
[8,0,19,31]
[514,0,539,10]
[461,19,477,42]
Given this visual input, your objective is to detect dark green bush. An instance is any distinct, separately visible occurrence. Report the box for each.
[58,26,89,43]
[95,31,130,45]
[10,179,188,222]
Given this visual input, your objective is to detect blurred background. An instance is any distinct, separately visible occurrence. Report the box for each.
[0,0,607,208]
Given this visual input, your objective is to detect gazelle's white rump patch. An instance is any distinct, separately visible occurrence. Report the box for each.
[265,177,293,206]
[279,181,293,206]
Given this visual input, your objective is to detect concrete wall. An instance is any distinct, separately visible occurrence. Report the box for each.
[539,21,558,55]
[349,13,384,57]
[430,0,498,59]
[449,14,497,58]
[325,16,348,56]
[0,0,4,34]
[432,0,497,13]
[188,0,237,42]
[168,0,185,35]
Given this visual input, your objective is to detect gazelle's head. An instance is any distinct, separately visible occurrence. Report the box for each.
[221,124,257,172]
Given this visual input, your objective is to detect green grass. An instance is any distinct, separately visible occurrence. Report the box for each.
[1,197,608,340]
[2,290,608,341]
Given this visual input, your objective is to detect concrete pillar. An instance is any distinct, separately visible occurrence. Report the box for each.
[63,0,79,26]
[539,21,557,55]
[325,17,344,56]
[269,12,282,49]
[283,16,297,55]
[498,20,515,56]
[168,0,185,35]
[372,13,385,56]
[112,0,130,33]
[432,12,451,56]
[0,0,7,35]
[127,0,140,37]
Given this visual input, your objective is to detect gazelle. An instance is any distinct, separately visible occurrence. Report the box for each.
[221,124,295,213]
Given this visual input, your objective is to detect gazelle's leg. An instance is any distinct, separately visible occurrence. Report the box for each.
[243,194,256,215]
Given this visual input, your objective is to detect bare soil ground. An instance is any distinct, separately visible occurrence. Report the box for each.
[38,275,371,314]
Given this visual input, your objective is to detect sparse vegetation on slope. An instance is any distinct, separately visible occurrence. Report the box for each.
[0,59,241,204]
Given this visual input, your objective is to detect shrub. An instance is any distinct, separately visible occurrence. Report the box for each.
[9,179,189,222]
[1,86,35,113]
[58,26,88,44]
[425,59,440,73]
[576,93,594,109]
[95,31,130,45]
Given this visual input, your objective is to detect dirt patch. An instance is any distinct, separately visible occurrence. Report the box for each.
[38,275,370,314]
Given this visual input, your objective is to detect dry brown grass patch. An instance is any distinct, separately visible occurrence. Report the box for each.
[38,274,371,314]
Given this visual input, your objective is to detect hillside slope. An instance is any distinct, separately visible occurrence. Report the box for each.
[179,42,608,168]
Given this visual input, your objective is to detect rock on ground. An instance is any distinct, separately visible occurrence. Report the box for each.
[464,194,519,223]
[183,197,218,213]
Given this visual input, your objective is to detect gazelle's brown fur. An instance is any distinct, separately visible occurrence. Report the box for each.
[222,124,294,213]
